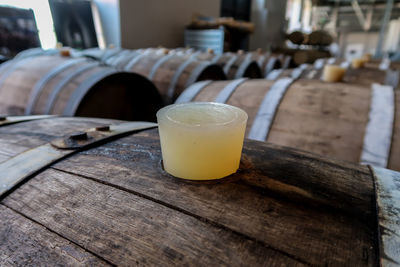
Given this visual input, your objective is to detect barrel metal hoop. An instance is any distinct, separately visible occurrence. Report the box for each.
[101,48,122,62]
[370,166,400,266]
[166,58,196,102]
[313,58,325,70]
[104,50,130,66]
[44,62,100,114]
[223,55,239,74]
[0,57,36,89]
[266,69,283,80]
[0,121,157,199]
[327,57,336,64]
[211,54,222,63]
[215,78,247,104]
[148,54,175,80]
[124,53,145,71]
[340,61,350,69]
[235,58,253,79]
[248,77,295,141]
[63,68,118,116]
[257,55,266,68]
[360,84,395,168]
[184,61,211,88]
[291,64,309,80]
[0,115,56,127]
[189,51,202,60]
[25,58,89,115]
[282,56,292,69]
[264,57,278,76]
[175,80,213,104]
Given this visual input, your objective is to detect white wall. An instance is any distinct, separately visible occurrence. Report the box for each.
[119,0,220,49]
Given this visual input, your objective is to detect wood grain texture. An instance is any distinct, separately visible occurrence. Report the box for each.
[3,169,305,267]
[0,204,109,266]
[45,129,377,266]
[0,117,381,266]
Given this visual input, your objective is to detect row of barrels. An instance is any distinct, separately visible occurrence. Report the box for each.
[1,47,399,171]
[0,47,291,117]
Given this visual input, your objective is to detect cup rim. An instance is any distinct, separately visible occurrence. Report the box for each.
[156,102,248,128]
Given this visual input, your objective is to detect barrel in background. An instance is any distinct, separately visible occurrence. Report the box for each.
[0,54,163,121]
[176,78,400,171]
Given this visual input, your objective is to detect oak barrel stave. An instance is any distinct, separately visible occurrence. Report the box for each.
[0,54,162,121]
[178,79,400,171]
[0,117,381,265]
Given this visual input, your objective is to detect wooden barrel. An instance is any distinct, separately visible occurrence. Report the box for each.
[0,54,163,121]
[176,78,400,171]
[287,31,306,45]
[298,58,400,88]
[0,116,398,266]
[105,51,226,103]
[181,51,262,80]
[307,30,333,46]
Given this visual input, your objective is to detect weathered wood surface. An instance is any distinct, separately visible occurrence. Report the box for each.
[0,117,380,266]
[0,205,109,266]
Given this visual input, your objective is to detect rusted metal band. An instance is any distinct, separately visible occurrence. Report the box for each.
[0,121,157,199]
[266,69,283,80]
[370,166,400,266]
[184,61,211,88]
[248,77,294,141]
[360,84,395,168]
[223,55,238,74]
[264,57,278,76]
[25,58,88,115]
[0,115,56,127]
[166,58,196,102]
[149,54,175,80]
[215,78,247,103]
[124,53,145,71]
[44,62,100,114]
[63,68,118,116]
[175,80,212,104]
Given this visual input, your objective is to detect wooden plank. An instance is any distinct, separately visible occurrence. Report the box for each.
[2,169,305,267]
[46,129,378,266]
[0,204,108,266]
[371,166,400,266]
[360,84,394,167]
